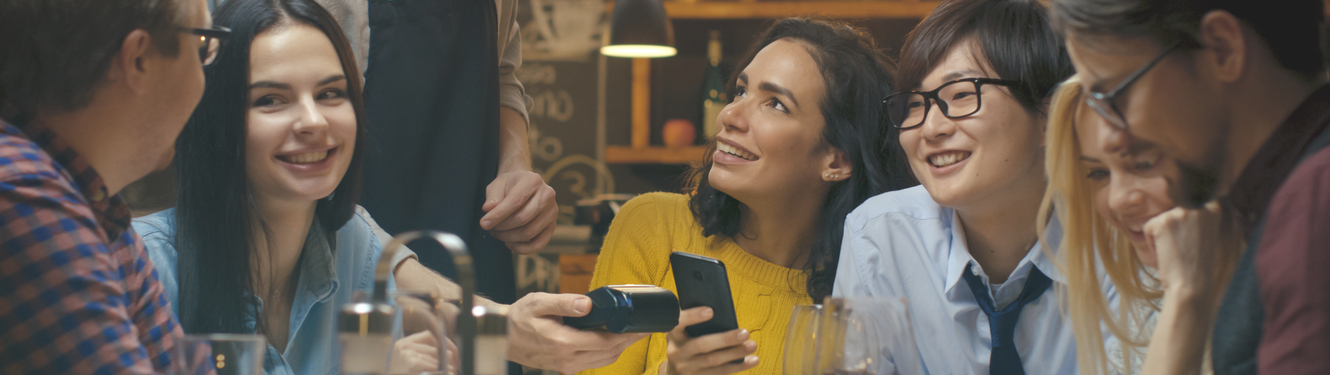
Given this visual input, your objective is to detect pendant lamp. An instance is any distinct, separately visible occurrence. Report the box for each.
[600,0,676,58]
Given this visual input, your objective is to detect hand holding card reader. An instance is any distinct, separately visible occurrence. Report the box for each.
[563,285,679,333]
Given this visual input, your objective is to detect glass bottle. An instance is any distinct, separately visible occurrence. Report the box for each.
[701,30,725,141]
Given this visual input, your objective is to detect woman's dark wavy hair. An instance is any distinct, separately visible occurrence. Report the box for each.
[173,0,366,334]
[687,17,917,303]
[896,0,1073,117]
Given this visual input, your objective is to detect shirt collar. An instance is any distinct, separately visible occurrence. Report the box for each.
[1226,84,1330,233]
[943,210,1066,296]
[4,120,129,239]
[298,220,339,302]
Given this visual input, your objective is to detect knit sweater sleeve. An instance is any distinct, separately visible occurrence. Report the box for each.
[579,193,682,375]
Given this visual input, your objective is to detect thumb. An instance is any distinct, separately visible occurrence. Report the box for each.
[482,177,510,213]
[677,306,714,327]
[531,293,593,318]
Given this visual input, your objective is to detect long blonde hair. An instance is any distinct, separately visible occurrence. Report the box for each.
[1037,76,1163,375]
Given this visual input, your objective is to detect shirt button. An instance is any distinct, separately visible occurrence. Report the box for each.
[89,189,105,202]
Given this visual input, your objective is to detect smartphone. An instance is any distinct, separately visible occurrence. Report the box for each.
[670,252,740,338]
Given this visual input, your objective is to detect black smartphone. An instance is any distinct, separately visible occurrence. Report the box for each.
[669,252,740,338]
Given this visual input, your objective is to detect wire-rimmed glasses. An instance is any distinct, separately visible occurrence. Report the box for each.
[1085,42,1180,131]
[883,78,1022,130]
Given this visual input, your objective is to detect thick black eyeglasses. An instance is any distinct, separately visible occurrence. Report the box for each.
[1086,42,1180,131]
[184,26,231,66]
[882,78,1021,130]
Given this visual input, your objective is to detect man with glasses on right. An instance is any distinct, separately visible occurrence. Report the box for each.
[0,0,223,372]
[1053,0,1329,374]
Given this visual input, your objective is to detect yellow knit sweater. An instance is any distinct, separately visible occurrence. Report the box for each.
[578,193,812,375]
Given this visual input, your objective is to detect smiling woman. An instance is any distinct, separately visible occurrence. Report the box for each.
[580,17,915,375]
[127,0,439,374]
[831,0,1087,374]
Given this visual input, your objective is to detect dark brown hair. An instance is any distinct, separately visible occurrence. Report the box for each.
[0,0,185,124]
[1051,0,1325,79]
[896,0,1073,116]
[173,0,366,335]
[688,18,916,303]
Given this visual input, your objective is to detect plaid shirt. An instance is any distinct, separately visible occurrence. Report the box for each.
[0,120,182,374]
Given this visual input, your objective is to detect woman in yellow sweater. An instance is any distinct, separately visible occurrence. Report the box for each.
[580,18,916,375]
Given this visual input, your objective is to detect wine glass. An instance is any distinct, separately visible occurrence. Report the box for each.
[172,334,266,375]
[816,297,921,375]
[783,304,823,374]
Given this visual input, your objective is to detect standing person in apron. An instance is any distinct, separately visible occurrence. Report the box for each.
[310,0,651,373]
[358,0,556,306]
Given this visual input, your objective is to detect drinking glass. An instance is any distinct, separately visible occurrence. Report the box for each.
[782,304,823,374]
[172,334,266,375]
[815,297,922,375]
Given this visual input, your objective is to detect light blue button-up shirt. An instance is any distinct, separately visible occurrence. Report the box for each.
[834,186,1117,375]
[134,206,414,375]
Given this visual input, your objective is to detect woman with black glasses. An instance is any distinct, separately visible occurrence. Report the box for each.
[832,0,1108,373]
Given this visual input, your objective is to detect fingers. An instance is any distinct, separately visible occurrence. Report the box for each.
[696,356,759,375]
[502,214,556,255]
[664,328,757,375]
[695,340,756,368]
[480,172,548,230]
[676,307,715,330]
[521,292,592,318]
[491,182,555,232]
[393,332,442,373]
[686,329,750,357]
[404,330,439,346]
[492,197,558,240]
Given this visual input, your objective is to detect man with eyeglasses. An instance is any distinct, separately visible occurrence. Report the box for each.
[0,0,226,372]
[1053,0,1330,373]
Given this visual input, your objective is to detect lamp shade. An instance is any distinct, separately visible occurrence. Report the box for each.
[600,0,676,58]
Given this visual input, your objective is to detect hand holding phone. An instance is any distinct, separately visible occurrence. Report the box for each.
[666,252,756,372]
[669,252,740,337]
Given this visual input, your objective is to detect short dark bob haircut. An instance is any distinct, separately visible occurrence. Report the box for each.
[173,0,367,335]
[895,0,1073,116]
[688,17,917,303]
[1051,0,1324,80]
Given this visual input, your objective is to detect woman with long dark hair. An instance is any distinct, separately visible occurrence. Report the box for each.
[579,18,915,375]
[131,0,438,373]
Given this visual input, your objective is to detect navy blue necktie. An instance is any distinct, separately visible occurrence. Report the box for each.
[961,264,1052,375]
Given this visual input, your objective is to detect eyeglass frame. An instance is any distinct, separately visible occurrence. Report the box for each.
[1085,42,1181,131]
[882,78,1022,130]
[183,26,231,66]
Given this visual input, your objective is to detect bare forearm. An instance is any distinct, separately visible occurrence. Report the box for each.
[394,257,501,308]
[1141,290,1217,375]
[498,106,531,174]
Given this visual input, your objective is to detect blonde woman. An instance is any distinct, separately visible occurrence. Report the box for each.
[1039,76,1240,375]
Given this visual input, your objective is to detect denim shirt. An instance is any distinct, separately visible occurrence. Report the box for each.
[133,206,415,375]
[834,186,1119,375]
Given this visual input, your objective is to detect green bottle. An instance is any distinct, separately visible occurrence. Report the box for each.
[702,30,725,141]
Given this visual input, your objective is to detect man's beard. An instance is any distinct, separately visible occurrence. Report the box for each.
[1173,159,1221,208]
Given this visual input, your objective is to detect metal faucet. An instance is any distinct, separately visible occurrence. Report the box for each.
[339,230,484,375]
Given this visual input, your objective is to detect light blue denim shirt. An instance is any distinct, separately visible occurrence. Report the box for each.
[134,206,416,375]
[834,186,1119,375]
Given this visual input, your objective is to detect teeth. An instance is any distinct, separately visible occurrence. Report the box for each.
[929,152,969,168]
[717,142,756,161]
[282,151,328,164]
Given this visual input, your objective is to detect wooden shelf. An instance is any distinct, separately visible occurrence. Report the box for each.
[663,1,940,19]
[608,1,939,20]
[605,145,709,164]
